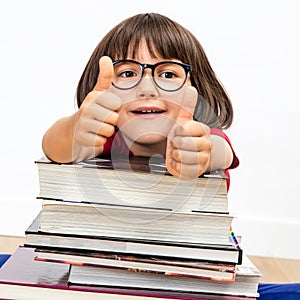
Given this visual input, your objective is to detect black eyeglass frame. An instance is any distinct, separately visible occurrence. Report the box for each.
[112,59,191,92]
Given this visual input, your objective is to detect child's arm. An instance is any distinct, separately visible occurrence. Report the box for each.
[166,86,233,179]
[42,57,121,163]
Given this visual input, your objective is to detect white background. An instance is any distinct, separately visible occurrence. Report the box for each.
[1,0,300,259]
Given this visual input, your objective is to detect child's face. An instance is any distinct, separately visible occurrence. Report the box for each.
[112,40,192,150]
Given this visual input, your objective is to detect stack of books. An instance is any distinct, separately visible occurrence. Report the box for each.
[0,156,261,299]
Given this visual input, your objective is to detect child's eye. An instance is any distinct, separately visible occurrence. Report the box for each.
[159,71,177,79]
[119,70,138,78]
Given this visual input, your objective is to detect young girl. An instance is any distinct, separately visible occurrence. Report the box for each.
[42,13,239,181]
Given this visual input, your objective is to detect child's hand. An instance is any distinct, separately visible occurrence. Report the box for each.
[166,86,211,179]
[73,56,122,149]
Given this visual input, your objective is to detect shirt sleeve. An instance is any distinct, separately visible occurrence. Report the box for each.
[210,128,240,191]
[102,130,133,157]
[210,128,239,170]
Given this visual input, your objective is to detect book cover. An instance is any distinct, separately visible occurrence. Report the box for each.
[0,247,255,300]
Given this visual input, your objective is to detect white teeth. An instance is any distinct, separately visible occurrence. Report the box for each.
[135,109,164,114]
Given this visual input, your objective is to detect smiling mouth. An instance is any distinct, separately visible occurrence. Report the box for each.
[132,109,166,114]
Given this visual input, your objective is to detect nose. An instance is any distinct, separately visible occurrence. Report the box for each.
[137,71,159,99]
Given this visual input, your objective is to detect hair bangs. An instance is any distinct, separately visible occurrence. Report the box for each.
[105,13,185,61]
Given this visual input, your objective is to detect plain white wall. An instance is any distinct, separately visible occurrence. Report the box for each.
[1,0,300,259]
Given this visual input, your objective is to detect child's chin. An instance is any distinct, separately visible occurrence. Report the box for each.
[120,123,171,145]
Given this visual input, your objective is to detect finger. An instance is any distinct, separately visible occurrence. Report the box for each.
[166,139,176,177]
[168,160,201,180]
[75,130,107,148]
[170,135,211,152]
[86,119,115,137]
[91,133,107,148]
[96,122,115,138]
[170,148,210,165]
[93,56,113,91]
[94,92,122,113]
[79,95,120,125]
[166,140,199,179]
[174,120,210,137]
[98,110,119,126]
[176,86,198,125]
[91,102,120,125]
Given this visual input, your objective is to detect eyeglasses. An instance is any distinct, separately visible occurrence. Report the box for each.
[112,60,191,92]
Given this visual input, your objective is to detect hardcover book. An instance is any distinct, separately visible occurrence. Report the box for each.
[36,156,228,213]
[39,200,234,245]
[0,247,256,300]
[34,248,237,282]
[25,212,242,264]
[68,254,261,298]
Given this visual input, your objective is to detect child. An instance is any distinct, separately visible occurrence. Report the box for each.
[42,13,239,181]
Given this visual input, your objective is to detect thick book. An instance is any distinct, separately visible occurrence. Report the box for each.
[36,156,228,213]
[34,248,237,282]
[25,213,242,264]
[68,255,261,298]
[0,247,256,300]
[39,200,234,245]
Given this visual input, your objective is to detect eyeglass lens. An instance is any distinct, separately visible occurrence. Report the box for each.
[112,61,188,92]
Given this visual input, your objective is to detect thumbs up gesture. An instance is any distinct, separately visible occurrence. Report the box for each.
[73,56,122,153]
[166,86,211,179]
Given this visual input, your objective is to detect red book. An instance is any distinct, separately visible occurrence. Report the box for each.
[0,247,257,300]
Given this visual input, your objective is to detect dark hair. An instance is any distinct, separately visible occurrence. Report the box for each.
[76,13,233,129]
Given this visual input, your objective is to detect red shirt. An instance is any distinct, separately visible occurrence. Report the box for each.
[210,128,239,190]
[102,128,239,190]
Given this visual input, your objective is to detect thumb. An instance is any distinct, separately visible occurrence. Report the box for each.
[175,86,198,125]
[93,56,113,91]
[165,86,198,179]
